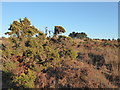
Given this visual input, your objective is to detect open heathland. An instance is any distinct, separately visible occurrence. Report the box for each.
[1,18,119,89]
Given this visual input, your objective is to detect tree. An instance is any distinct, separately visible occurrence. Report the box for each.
[68,32,76,38]
[69,32,88,39]
[117,38,120,42]
[5,17,43,38]
[54,26,66,36]
[76,32,87,39]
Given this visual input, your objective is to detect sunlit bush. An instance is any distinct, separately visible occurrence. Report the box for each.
[13,69,36,88]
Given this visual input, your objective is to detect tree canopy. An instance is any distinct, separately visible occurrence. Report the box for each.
[54,26,66,36]
[69,32,88,39]
[5,17,43,38]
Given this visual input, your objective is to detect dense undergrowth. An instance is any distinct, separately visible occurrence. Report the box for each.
[1,18,119,89]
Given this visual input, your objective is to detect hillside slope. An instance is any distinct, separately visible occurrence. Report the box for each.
[1,18,119,89]
[1,36,119,89]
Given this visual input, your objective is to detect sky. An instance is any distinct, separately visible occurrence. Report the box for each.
[2,2,118,39]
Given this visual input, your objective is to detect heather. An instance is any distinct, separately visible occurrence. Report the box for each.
[1,18,119,89]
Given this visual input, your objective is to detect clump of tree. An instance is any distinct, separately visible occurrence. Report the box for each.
[50,26,66,43]
[69,32,88,39]
[54,26,66,36]
[5,17,43,38]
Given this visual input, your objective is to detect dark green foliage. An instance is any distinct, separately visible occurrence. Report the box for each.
[25,41,31,47]
[58,35,73,44]
[59,48,77,60]
[43,46,60,61]
[58,35,72,41]
[102,42,112,46]
[0,44,6,50]
[88,53,105,69]
[69,32,88,39]
[117,38,120,42]
[23,49,33,57]
[54,26,66,36]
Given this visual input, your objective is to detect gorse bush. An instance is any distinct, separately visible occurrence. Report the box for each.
[13,69,36,88]
[24,49,33,57]
[58,35,73,43]
[2,60,18,72]
[59,48,77,60]
[5,17,42,38]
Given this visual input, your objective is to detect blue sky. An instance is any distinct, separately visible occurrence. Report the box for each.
[2,2,118,39]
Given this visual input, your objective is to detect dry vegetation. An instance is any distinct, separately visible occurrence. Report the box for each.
[1,18,119,89]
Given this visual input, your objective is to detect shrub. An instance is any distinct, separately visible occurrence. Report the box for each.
[12,68,36,88]
[88,53,105,69]
[23,49,33,57]
[60,48,77,60]
[54,26,66,36]
[69,32,88,39]
[2,48,13,58]
[0,44,6,50]
[58,35,73,42]
[2,60,18,72]
[25,40,31,47]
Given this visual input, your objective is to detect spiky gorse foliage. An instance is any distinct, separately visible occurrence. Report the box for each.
[5,17,43,38]
[2,18,64,88]
[59,48,77,60]
[12,68,36,88]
